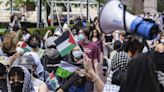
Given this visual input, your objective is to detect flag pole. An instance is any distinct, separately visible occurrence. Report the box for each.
[45,71,54,83]
[67,27,84,53]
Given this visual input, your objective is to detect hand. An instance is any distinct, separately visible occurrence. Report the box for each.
[47,30,52,35]
[76,69,87,77]
[82,53,94,71]
[155,43,164,53]
[15,52,23,57]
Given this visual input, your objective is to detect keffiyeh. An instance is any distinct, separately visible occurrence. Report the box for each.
[111,51,131,71]
[8,65,35,92]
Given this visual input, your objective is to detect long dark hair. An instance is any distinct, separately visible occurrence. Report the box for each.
[8,67,24,81]
[90,29,101,41]
[124,34,144,55]
[70,44,84,61]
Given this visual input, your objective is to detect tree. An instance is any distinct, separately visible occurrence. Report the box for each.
[158,0,164,12]
[96,0,106,4]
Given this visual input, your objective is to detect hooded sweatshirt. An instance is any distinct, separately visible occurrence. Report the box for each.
[8,65,35,92]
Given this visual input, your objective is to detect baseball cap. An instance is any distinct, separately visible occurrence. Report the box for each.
[19,55,35,70]
[45,36,57,48]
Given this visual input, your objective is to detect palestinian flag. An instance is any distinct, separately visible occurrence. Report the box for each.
[46,71,59,91]
[21,42,32,52]
[54,31,76,57]
[56,61,79,78]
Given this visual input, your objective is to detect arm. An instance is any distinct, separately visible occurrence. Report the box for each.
[38,82,49,92]
[9,52,23,66]
[88,69,105,92]
[56,89,64,92]
[44,30,52,41]
[83,53,104,92]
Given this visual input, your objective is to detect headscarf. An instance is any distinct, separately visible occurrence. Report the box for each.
[24,52,44,76]
[111,51,131,71]
[8,65,35,92]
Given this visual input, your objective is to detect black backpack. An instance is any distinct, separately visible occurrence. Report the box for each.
[111,68,127,85]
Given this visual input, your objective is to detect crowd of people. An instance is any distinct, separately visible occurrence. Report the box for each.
[0,11,163,92]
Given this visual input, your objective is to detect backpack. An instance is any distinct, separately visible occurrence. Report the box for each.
[2,31,16,52]
[111,68,127,85]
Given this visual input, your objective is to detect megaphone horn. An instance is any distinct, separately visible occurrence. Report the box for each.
[99,0,159,40]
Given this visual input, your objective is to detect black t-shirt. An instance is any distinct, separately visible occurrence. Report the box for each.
[0,79,8,92]
[41,55,69,73]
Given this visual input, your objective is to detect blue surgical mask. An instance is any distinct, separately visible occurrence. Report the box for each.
[72,50,82,58]
[77,34,85,41]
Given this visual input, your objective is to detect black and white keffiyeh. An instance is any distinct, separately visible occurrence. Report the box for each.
[8,65,35,92]
[111,51,131,71]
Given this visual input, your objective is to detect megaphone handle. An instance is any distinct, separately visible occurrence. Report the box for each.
[123,4,127,32]
[143,39,151,52]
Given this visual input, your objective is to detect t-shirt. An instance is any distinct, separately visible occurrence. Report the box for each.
[33,78,45,92]
[79,41,99,60]
[0,79,8,92]
[94,40,103,52]
[22,33,30,41]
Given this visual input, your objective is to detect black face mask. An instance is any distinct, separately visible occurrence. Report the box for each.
[46,48,60,59]
[11,82,23,92]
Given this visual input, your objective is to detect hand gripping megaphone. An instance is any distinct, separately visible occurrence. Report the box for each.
[99,0,159,40]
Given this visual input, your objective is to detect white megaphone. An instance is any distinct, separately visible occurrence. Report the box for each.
[99,0,159,40]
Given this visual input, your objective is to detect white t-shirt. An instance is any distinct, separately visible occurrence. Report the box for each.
[22,34,30,41]
[33,78,45,92]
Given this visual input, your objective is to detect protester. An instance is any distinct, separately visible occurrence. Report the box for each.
[0,63,8,92]
[42,36,62,73]
[90,29,103,62]
[8,66,35,92]
[78,28,99,66]
[2,24,21,56]
[82,53,104,92]
[78,28,100,92]
[0,9,163,92]
[63,46,86,92]
[103,34,113,58]
[120,49,164,92]
[110,40,122,59]
[19,55,49,92]
[21,27,30,42]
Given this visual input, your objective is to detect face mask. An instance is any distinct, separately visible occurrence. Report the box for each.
[77,34,85,41]
[46,48,60,59]
[52,49,60,59]
[72,50,82,58]
[11,82,23,92]
[16,47,24,53]
[161,39,164,43]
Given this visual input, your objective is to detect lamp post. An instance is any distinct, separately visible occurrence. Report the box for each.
[87,0,89,21]
[67,0,70,25]
[10,0,14,15]
[37,0,42,28]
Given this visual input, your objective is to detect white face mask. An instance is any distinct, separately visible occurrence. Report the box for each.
[72,50,82,58]
[161,39,164,43]
[16,47,24,53]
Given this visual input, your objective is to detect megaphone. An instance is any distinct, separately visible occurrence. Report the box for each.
[99,0,158,40]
